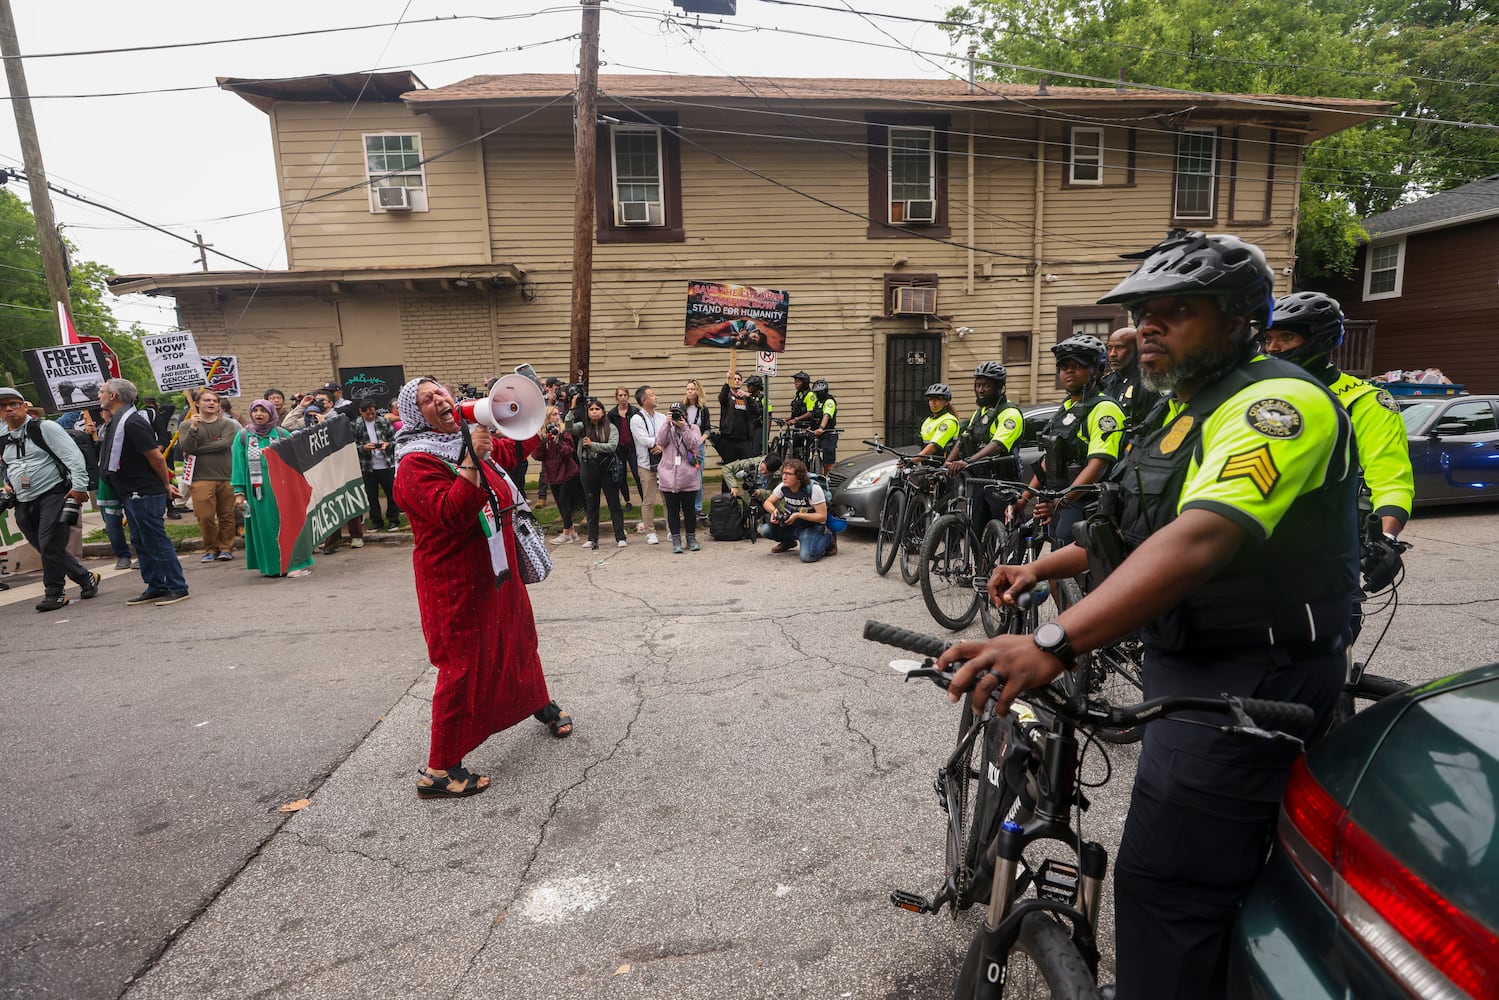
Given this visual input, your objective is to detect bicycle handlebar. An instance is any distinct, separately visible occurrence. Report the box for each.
[863,618,1315,735]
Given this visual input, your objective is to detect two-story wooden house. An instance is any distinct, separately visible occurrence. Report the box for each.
[108,70,1384,449]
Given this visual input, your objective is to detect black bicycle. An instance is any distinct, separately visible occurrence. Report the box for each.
[864,619,1315,1000]
[868,442,938,578]
[917,458,1023,630]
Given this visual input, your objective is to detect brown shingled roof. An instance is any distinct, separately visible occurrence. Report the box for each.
[402,72,1390,114]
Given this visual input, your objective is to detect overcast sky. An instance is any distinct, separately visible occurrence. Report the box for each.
[1,0,960,333]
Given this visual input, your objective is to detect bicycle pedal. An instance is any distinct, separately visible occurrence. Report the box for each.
[890,890,934,914]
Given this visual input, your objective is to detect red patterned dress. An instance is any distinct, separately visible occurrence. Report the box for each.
[394,438,550,769]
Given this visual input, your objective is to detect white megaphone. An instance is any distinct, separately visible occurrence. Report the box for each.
[457,374,545,440]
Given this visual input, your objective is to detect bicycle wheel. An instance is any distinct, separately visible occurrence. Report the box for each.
[921,513,982,630]
[899,492,932,585]
[956,912,1101,1000]
[944,692,980,903]
[978,519,1010,638]
[874,490,904,576]
[1080,638,1145,745]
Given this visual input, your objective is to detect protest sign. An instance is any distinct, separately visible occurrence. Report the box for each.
[22,342,111,412]
[202,355,241,397]
[263,419,367,575]
[337,365,405,410]
[684,281,789,352]
[143,331,207,392]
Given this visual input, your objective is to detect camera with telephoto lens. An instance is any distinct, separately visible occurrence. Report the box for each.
[456,383,484,400]
[562,383,586,402]
[58,496,83,526]
[669,402,686,422]
[0,491,15,514]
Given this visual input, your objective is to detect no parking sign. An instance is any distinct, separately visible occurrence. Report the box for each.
[756,351,777,376]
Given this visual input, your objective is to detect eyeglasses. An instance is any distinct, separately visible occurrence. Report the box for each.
[0,400,25,409]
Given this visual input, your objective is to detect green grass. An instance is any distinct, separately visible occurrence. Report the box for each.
[85,522,202,545]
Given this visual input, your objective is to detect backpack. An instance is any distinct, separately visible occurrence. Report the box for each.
[708,492,748,541]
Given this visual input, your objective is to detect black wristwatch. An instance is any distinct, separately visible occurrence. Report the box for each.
[1033,621,1077,670]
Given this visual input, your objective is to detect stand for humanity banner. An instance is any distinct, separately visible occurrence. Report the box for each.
[263,418,367,574]
[684,280,789,352]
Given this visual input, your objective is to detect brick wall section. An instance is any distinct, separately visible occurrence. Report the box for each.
[176,293,336,401]
[400,294,495,387]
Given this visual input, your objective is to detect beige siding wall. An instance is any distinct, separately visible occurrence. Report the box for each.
[177,294,338,403]
[202,98,1306,457]
[273,103,488,268]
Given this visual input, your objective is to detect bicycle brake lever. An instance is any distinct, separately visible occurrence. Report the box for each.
[1219,701,1305,747]
[889,658,954,689]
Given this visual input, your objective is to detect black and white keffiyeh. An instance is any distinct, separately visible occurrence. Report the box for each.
[393,378,465,463]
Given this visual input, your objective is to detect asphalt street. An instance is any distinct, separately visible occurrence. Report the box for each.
[1,506,1495,999]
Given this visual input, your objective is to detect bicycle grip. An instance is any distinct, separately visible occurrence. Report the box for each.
[1239,698,1316,731]
[863,620,951,659]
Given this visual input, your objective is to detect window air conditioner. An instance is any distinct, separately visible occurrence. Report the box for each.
[376,186,414,211]
[892,286,939,316]
[902,200,936,224]
[618,200,653,225]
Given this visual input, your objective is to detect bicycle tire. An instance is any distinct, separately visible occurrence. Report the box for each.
[874,490,904,576]
[978,519,1010,638]
[956,912,1102,1000]
[1079,640,1145,745]
[1331,671,1409,729]
[946,692,979,902]
[899,492,932,585]
[921,513,982,630]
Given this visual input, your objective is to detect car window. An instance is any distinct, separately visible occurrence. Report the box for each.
[1401,401,1439,434]
[1438,399,1498,434]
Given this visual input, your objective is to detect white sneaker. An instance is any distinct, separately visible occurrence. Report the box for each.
[582,540,596,550]
[646,532,659,545]
[351,537,365,549]
[617,539,628,548]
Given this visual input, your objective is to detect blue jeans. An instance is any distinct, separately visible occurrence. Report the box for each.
[101,507,134,560]
[123,492,188,594]
[759,520,833,562]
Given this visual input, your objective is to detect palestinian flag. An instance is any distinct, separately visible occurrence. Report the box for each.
[263,419,368,574]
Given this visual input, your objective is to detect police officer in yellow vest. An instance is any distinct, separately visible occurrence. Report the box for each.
[810,379,838,468]
[1264,291,1414,547]
[916,383,961,459]
[946,361,1024,525]
[787,371,818,428]
[939,231,1359,1000]
[1012,335,1127,547]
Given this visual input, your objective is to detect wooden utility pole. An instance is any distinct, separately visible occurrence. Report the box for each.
[0,0,73,325]
[569,0,601,388]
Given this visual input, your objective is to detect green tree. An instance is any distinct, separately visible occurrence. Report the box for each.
[947,0,1499,282]
[0,188,159,400]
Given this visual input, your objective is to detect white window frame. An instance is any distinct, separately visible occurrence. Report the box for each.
[610,125,666,227]
[363,133,428,213]
[1173,128,1218,220]
[888,126,937,221]
[1069,128,1104,185]
[1363,238,1406,301]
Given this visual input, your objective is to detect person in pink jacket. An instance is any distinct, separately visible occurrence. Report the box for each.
[654,401,704,553]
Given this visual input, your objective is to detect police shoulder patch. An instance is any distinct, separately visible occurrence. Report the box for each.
[1244,398,1303,439]
[1003,418,1017,430]
[1375,389,1400,413]
[1098,414,1119,433]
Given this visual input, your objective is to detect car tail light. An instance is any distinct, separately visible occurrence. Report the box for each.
[1280,755,1499,1000]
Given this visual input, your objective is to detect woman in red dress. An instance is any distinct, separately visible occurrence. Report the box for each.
[392,378,573,799]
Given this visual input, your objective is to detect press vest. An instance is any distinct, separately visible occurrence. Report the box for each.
[1107,356,1358,652]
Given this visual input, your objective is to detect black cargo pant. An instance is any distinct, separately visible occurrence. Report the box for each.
[14,485,92,599]
[1113,643,1342,1000]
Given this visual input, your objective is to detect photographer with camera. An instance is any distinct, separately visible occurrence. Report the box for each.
[535,406,581,544]
[0,387,100,611]
[758,457,835,561]
[656,400,704,553]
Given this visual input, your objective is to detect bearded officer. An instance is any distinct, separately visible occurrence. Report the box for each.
[940,231,1358,1000]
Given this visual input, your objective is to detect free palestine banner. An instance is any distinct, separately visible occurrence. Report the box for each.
[262,418,367,574]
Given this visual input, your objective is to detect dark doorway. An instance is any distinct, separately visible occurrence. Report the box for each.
[885,334,942,446]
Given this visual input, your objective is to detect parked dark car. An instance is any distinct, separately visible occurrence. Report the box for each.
[1229,662,1499,1000]
[827,403,1057,527]
[1401,394,1499,507]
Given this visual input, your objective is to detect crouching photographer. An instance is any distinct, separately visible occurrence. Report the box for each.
[758,457,836,562]
[0,387,99,611]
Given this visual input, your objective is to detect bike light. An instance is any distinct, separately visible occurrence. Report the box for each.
[1279,756,1499,1000]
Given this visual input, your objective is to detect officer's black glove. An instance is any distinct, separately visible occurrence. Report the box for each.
[1360,533,1406,593]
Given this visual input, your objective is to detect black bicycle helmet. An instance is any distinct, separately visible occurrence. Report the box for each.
[792,370,811,383]
[1051,335,1106,369]
[744,375,764,390]
[1098,230,1276,328]
[811,379,830,395]
[924,383,953,400]
[973,361,1007,383]
[1268,292,1345,367]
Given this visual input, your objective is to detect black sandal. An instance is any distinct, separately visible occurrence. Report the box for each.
[533,701,574,739]
[416,763,490,799]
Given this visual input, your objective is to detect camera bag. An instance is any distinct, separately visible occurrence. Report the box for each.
[708,492,747,542]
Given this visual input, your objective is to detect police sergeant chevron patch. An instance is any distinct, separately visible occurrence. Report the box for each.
[1218,443,1280,498]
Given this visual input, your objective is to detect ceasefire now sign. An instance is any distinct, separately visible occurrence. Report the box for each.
[142,331,207,391]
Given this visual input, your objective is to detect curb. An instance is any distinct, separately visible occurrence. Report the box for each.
[82,530,414,559]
